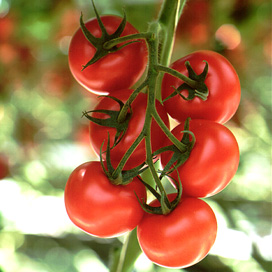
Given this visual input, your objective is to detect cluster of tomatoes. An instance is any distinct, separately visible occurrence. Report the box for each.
[64,5,241,269]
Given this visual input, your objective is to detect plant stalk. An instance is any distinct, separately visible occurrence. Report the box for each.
[112,0,187,271]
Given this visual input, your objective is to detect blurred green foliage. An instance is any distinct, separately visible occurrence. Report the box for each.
[0,0,271,271]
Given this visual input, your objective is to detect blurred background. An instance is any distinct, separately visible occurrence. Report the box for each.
[0,0,271,271]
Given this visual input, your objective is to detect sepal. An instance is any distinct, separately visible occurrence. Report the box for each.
[100,134,148,185]
[80,0,139,68]
[135,172,182,215]
[83,95,131,148]
[163,60,209,102]
[154,118,195,179]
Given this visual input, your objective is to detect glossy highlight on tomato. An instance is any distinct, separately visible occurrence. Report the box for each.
[161,119,240,198]
[68,15,148,95]
[89,90,170,170]
[64,161,147,238]
[161,50,241,123]
[137,194,217,268]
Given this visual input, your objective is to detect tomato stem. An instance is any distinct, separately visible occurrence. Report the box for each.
[109,229,142,272]
[112,132,145,178]
[155,64,198,88]
[157,0,187,67]
[117,80,148,123]
[103,32,152,50]
[113,0,188,202]
[154,0,187,101]
[152,108,187,152]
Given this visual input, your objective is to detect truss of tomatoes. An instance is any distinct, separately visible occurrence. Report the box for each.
[65,6,241,269]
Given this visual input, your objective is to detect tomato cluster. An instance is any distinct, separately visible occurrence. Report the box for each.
[65,3,240,270]
[66,12,149,238]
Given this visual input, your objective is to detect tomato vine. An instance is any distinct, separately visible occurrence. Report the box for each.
[65,0,241,270]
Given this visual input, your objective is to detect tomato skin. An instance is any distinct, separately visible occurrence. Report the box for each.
[161,119,239,197]
[137,194,217,268]
[64,161,146,238]
[161,50,241,123]
[68,15,148,95]
[89,90,169,170]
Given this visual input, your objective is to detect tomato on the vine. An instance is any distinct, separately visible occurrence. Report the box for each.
[161,119,240,198]
[68,15,148,95]
[89,90,170,170]
[64,161,147,238]
[137,194,217,268]
[161,50,240,123]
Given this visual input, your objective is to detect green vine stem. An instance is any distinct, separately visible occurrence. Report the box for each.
[103,32,152,50]
[155,0,187,100]
[110,0,187,271]
[110,229,142,272]
[117,80,148,123]
[155,64,198,88]
[157,0,187,67]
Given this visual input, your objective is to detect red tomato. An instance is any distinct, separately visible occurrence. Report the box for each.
[68,15,148,95]
[137,194,217,268]
[89,90,169,170]
[64,161,146,238]
[161,50,241,124]
[160,119,239,197]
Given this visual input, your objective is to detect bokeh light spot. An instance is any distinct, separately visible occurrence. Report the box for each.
[215,24,241,50]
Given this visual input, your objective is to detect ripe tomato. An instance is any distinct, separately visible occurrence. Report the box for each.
[68,15,148,95]
[137,194,217,268]
[89,90,169,170]
[64,161,146,238]
[160,119,239,197]
[161,50,241,124]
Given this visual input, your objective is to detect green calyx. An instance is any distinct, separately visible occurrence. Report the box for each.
[83,95,131,148]
[83,96,148,185]
[100,134,148,185]
[177,61,209,101]
[134,118,194,216]
[136,174,182,215]
[80,0,137,68]
[154,117,195,179]
[162,60,209,102]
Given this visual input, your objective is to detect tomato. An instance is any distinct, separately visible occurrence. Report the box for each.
[89,90,169,170]
[160,119,239,197]
[64,161,146,238]
[161,50,240,124]
[137,194,217,268]
[68,15,148,95]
